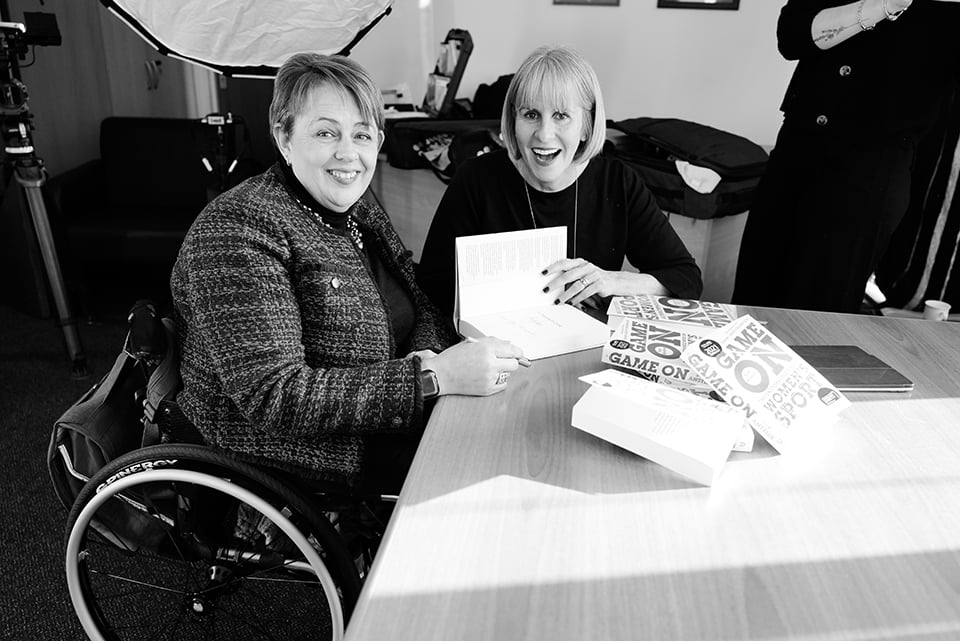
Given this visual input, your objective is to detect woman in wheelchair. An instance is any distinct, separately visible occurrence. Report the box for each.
[63,53,525,641]
[172,53,525,493]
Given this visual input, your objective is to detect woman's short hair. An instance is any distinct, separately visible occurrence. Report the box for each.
[500,45,606,163]
[269,53,384,148]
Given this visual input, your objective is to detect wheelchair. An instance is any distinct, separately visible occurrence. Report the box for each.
[60,302,394,641]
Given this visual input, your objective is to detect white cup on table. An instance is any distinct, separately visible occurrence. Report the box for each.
[923,299,951,321]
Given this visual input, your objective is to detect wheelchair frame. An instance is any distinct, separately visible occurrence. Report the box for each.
[63,442,389,641]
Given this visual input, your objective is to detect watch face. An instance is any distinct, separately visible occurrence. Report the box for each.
[422,369,440,398]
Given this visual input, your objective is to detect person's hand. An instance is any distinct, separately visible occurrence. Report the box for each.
[427,337,525,396]
[542,258,668,307]
[406,349,438,362]
[883,0,912,11]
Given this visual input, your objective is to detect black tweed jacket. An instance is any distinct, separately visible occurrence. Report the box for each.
[171,164,457,484]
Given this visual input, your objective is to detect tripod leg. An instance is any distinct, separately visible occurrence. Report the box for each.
[21,183,88,377]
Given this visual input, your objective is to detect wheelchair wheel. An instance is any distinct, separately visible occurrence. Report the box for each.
[64,444,361,641]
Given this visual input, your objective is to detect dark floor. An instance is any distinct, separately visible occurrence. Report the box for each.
[0,296,129,639]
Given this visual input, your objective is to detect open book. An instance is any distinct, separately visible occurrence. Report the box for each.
[455,227,610,360]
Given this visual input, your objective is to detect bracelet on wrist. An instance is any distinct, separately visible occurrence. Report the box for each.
[856,0,874,31]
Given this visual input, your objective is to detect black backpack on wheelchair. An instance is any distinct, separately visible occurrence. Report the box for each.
[50,300,390,641]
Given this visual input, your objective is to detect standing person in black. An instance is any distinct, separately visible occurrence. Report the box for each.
[733,0,960,314]
[416,45,702,318]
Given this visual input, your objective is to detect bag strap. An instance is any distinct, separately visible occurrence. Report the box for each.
[142,317,180,446]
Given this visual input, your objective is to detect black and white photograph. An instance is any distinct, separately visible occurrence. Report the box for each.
[2,0,960,639]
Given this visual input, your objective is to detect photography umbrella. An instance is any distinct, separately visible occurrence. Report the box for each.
[98,0,393,77]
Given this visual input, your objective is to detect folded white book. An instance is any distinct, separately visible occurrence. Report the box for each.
[455,227,609,360]
[571,369,745,486]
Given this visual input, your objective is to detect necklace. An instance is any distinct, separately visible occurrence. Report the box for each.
[524,179,578,257]
[294,197,363,250]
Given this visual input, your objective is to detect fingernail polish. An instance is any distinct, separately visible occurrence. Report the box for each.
[542,286,549,293]
[554,299,560,305]
[541,269,548,275]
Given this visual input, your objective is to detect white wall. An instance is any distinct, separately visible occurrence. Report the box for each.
[352,0,794,147]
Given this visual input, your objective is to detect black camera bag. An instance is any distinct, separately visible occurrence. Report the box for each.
[606,117,769,219]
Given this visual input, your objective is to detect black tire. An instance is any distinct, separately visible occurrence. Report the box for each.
[64,444,361,641]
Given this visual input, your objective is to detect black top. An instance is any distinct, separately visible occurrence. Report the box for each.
[417,149,703,316]
[777,0,960,140]
[280,163,415,349]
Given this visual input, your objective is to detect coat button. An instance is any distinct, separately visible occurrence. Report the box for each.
[839,65,852,77]
[816,114,829,126]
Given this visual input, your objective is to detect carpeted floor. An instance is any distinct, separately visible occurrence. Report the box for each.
[0,302,128,639]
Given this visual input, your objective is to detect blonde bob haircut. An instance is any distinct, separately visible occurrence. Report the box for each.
[500,45,607,163]
[269,52,384,149]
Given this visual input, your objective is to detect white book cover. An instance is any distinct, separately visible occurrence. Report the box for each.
[681,314,851,454]
[571,369,745,486]
[455,227,609,360]
[607,294,738,330]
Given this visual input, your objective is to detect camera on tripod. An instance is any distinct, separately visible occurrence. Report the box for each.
[0,8,84,376]
[0,12,60,165]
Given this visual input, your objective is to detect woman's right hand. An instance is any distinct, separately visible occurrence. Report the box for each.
[424,337,526,397]
[883,0,912,11]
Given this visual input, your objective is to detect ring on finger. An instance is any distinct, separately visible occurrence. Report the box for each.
[578,277,590,289]
[495,371,510,385]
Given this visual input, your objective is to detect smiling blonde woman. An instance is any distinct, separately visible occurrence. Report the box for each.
[417,45,703,316]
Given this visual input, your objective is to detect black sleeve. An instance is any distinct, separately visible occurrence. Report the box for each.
[416,163,482,318]
[778,0,837,60]
[621,166,704,300]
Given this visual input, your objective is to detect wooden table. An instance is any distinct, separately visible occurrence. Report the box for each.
[346,308,960,641]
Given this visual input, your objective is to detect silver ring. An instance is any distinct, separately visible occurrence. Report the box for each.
[495,371,510,385]
[579,277,590,289]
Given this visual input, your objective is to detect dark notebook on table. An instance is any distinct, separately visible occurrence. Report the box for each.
[790,345,914,393]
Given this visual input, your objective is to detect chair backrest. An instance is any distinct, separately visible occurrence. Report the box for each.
[99,117,216,216]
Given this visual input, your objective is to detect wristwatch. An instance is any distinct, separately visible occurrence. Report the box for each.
[421,368,440,400]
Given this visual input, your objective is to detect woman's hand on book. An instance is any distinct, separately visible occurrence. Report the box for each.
[542,258,669,308]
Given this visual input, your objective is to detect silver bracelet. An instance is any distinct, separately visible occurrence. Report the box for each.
[882,0,907,21]
[857,0,874,31]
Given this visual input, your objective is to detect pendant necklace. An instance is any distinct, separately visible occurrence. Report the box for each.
[524,179,577,257]
[294,196,364,250]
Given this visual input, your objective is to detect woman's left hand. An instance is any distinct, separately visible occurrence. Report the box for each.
[542,258,668,307]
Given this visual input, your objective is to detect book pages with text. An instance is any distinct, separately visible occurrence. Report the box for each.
[455,227,609,359]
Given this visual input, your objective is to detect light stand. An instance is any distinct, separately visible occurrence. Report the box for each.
[1,11,86,376]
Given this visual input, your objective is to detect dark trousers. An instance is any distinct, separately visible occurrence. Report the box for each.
[733,122,915,314]
[355,398,436,496]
